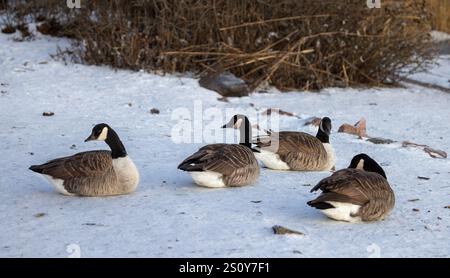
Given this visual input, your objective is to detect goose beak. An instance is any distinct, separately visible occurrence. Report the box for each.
[221,121,234,128]
[84,134,95,142]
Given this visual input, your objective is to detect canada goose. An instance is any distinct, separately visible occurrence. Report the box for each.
[177,114,260,188]
[307,153,395,222]
[253,117,335,171]
[29,123,139,196]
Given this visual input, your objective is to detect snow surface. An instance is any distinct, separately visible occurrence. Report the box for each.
[408,55,450,89]
[0,29,449,258]
[431,30,450,42]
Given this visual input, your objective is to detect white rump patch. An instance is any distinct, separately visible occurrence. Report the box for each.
[190,171,226,188]
[42,174,74,196]
[321,201,362,222]
[254,149,290,170]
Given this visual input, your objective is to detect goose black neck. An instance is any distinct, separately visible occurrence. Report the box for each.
[105,129,127,158]
[239,117,253,149]
[316,129,329,143]
[370,162,387,180]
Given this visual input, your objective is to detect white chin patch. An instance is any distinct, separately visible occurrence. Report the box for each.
[356,159,365,170]
[234,118,243,129]
[97,127,108,141]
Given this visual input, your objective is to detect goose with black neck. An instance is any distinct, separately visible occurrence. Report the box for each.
[178,114,260,188]
[308,153,395,222]
[253,117,336,171]
[29,123,139,196]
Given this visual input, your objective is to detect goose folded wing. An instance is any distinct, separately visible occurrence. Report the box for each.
[177,144,227,170]
[202,145,255,176]
[310,168,370,205]
[39,151,113,179]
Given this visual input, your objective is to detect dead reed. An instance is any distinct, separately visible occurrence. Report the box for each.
[2,0,436,91]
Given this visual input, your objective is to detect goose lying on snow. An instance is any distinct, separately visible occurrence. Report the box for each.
[253,117,335,171]
[29,123,139,196]
[307,154,395,222]
[178,114,260,188]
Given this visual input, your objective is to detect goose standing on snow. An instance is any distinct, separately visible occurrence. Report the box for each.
[253,117,335,171]
[307,153,395,222]
[177,114,260,188]
[29,123,139,196]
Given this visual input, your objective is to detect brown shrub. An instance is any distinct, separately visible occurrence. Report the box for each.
[4,0,436,91]
[16,22,32,39]
[1,24,15,34]
[0,0,8,10]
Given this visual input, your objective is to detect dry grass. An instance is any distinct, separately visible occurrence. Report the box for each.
[428,0,450,32]
[2,0,436,91]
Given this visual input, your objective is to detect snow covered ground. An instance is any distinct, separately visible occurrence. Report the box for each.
[0,29,449,258]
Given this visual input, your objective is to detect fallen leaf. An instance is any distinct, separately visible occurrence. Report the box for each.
[262,108,300,118]
[408,198,420,202]
[82,223,105,226]
[338,118,367,137]
[412,208,420,212]
[34,213,46,218]
[217,97,229,102]
[150,108,160,114]
[417,176,430,180]
[251,200,262,203]
[367,137,395,144]
[272,225,305,236]
[402,141,447,159]
[424,147,447,159]
[402,141,427,148]
[42,111,54,117]
[303,117,321,127]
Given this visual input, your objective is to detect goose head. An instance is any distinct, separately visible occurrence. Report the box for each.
[221,114,254,150]
[316,117,332,143]
[85,123,110,142]
[85,123,127,158]
[348,153,387,179]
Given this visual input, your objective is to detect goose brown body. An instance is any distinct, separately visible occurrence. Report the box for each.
[30,150,139,196]
[255,131,331,171]
[178,144,259,187]
[29,123,139,197]
[308,168,395,221]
